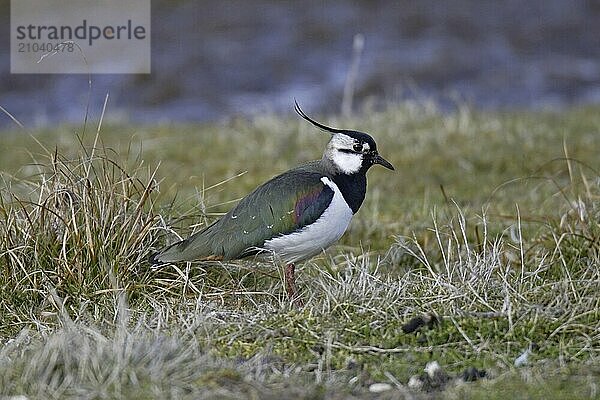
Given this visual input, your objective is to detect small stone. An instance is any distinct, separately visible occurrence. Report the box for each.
[514,349,530,367]
[461,367,487,382]
[402,313,439,334]
[369,383,392,393]
[407,375,423,390]
[424,361,441,378]
[424,361,450,390]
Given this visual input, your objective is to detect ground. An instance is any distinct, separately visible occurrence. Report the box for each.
[0,103,598,399]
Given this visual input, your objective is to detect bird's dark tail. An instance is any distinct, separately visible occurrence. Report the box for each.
[148,240,183,266]
[148,221,222,265]
[148,251,162,267]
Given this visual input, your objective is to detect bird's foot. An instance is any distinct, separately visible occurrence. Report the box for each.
[284,263,304,307]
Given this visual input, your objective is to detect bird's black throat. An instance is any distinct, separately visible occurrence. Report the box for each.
[331,171,367,214]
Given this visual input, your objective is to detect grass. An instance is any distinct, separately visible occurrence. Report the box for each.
[0,102,599,399]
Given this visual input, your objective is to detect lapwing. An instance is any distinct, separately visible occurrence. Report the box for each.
[150,101,394,303]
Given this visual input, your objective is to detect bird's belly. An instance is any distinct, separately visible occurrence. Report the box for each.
[263,179,353,263]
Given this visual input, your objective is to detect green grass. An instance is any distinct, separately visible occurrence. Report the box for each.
[0,103,599,399]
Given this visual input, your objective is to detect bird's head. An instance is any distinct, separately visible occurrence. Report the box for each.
[295,101,394,175]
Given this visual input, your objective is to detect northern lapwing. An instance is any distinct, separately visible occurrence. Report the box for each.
[150,101,394,303]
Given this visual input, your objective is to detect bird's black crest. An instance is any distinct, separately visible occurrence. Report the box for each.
[294,99,346,134]
[293,99,377,149]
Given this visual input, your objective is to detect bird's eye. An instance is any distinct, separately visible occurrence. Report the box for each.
[353,142,363,152]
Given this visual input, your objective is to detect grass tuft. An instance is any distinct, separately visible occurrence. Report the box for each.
[0,138,162,329]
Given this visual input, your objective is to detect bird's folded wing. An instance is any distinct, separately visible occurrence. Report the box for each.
[156,167,334,262]
[213,169,334,259]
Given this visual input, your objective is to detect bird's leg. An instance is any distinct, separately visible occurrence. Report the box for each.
[284,263,303,306]
[284,263,296,298]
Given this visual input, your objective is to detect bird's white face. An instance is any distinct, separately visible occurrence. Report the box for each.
[325,133,370,174]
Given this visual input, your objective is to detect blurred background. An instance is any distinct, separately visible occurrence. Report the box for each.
[1,0,599,126]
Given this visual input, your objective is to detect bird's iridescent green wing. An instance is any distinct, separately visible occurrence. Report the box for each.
[213,168,334,259]
[154,165,334,262]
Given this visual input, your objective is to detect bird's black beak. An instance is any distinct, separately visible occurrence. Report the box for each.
[372,154,395,170]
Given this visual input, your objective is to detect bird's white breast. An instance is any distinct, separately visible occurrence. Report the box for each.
[263,177,353,263]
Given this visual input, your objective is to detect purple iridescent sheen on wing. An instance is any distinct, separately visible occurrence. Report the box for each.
[294,186,324,224]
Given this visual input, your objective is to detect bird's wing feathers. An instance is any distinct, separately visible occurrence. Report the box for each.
[218,170,334,258]
[153,166,333,263]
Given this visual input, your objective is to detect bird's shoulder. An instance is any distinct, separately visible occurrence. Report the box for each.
[231,160,333,222]
[253,160,330,193]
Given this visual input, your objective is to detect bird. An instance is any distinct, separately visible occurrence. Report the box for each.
[150,101,394,303]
